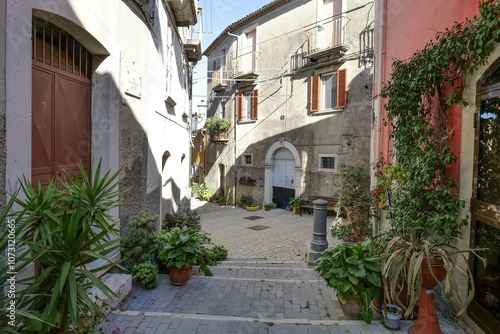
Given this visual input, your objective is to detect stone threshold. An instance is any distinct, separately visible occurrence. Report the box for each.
[190,275,322,283]
[214,265,311,271]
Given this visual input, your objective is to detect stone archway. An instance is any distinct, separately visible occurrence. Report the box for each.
[263,139,301,206]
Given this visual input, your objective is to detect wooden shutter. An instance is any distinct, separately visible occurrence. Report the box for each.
[310,75,320,112]
[237,93,243,121]
[252,89,258,120]
[337,68,347,109]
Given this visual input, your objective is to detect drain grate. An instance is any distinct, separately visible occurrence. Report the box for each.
[244,215,264,221]
[247,225,270,231]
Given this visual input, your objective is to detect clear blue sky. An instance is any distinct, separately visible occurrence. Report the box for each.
[192,0,273,107]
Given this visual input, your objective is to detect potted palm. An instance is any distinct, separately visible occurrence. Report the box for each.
[315,239,381,323]
[156,226,214,285]
[289,196,305,214]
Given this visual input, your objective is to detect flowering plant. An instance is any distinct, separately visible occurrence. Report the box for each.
[344,231,366,243]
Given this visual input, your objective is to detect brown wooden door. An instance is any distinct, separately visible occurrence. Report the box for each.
[32,65,91,187]
[32,18,92,187]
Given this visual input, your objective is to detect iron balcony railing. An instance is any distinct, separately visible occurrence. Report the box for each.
[305,16,348,56]
[232,50,259,78]
[211,65,227,89]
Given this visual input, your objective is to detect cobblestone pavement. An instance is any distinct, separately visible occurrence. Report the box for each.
[98,200,466,333]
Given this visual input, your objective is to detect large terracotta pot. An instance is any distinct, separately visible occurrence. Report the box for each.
[169,266,191,286]
[338,294,364,320]
[409,257,450,334]
[294,208,302,215]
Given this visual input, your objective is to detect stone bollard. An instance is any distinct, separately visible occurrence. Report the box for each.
[305,198,328,266]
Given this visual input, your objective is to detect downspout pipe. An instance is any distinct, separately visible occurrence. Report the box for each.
[373,0,385,236]
[228,32,238,206]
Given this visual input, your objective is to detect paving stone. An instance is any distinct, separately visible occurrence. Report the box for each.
[98,201,471,333]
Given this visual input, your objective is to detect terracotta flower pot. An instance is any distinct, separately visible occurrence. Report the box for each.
[338,294,364,320]
[169,266,191,286]
[265,206,270,211]
[294,208,302,215]
[408,257,451,334]
[219,202,225,206]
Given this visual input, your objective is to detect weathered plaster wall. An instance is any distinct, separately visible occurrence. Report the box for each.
[0,0,6,211]
[205,0,373,207]
[3,0,193,277]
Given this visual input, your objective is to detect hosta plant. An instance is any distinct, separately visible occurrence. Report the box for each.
[315,240,381,323]
[157,226,215,276]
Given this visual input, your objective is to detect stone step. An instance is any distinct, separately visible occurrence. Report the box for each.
[89,273,132,315]
[206,265,318,281]
[221,259,310,269]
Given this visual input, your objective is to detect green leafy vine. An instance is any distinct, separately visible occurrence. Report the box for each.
[381,0,500,242]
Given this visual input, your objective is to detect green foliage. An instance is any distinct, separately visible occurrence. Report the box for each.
[379,231,487,318]
[288,196,305,210]
[218,195,228,204]
[10,160,127,333]
[162,204,201,231]
[381,0,500,242]
[315,240,381,323]
[191,183,212,201]
[337,164,370,218]
[211,245,228,262]
[132,261,159,289]
[121,211,160,271]
[204,117,232,134]
[239,194,252,206]
[157,226,214,276]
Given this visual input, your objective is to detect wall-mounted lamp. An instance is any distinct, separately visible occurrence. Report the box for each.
[362,52,374,65]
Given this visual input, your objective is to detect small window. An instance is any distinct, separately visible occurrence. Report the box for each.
[242,153,253,166]
[220,101,226,119]
[311,69,347,112]
[318,154,337,172]
[237,89,258,121]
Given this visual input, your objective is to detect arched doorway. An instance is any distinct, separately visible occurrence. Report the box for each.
[273,148,295,209]
[469,59,500,333]
[32,17,92,185]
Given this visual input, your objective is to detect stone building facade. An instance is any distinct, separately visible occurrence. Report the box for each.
[0,0,201,277]
[203,0,374,207]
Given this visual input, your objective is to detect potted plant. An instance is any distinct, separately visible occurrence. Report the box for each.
[239,173,256,186]
[264,203,271,211]
[156,226,214,285]
[315,240,381,323]
[382,304,402,329]
[379,230,486,333]
[204,117,231,140]
[270,202,277,209]
[247,204,259,211]
[336,164,370,221]
[289,196,305,214]
[239,194,252,209]
[218,195,228,206]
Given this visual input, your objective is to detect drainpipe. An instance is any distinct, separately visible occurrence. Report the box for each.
[373,0,385,236]
[228,32,239,205]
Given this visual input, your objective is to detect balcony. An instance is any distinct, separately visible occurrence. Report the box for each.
[184,39,202,62]
[305,17,349,61]
[211,66,228,91]
[232,51,259,86]
[167,0,198,27]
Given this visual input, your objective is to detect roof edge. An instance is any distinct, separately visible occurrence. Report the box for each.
[202,0,293,57]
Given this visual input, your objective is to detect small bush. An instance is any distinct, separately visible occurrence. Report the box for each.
[211,245,228,261]
[132,261,159,289]
[121,211,160,271]
[239,194,252,206]
[163,204,201,231]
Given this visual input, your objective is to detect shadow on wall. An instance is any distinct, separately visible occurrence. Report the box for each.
[205,68,373,205]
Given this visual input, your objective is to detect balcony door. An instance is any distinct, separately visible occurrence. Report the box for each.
[243,29,256,73]
[469,61,500,334]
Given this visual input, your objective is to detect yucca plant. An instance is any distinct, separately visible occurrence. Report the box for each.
[18,205,122,333]
[0,191,53,332]
[380,228,487,318]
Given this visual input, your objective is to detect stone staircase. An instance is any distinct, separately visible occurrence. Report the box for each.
[95,257,462,333]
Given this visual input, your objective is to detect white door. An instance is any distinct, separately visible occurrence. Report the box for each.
[273,149,295,209]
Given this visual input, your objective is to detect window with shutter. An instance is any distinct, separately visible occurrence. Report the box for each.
[311,69,347,112]
[237,90,258,121]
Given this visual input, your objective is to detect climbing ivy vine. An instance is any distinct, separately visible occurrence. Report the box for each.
[381,0,500,242]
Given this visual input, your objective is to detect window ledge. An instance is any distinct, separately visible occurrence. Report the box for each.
[312,109,343,115]
[237,119,257,124]
[318,168,338,173]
